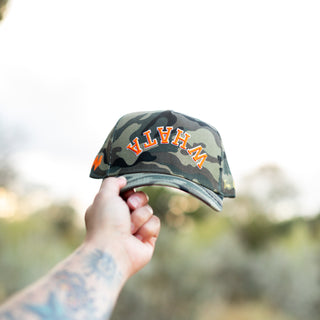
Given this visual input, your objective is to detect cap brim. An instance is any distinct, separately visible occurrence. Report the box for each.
[119,173,223,212]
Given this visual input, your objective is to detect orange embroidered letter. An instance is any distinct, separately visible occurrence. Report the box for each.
[187,146,208,169]
[157,126,173,144]
[172,128,191,149]
[92,155,103,171]
[143,130,158,149]
[127,137,142,156]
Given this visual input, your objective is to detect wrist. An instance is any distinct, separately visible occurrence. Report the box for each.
[83,235,132,283]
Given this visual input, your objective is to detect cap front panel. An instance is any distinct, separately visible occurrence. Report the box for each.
[107,111,225,195]
[90,110,236,199]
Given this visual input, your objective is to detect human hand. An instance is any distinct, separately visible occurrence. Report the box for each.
[84,177,161,279]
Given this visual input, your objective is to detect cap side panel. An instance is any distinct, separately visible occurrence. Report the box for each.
[89,126,115,178]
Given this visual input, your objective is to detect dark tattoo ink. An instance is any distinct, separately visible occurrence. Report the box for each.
[0,310,15,320]
[53,271,94,312]
[24,292,69,319]
[4,250,120,320]
[86,249,120,283]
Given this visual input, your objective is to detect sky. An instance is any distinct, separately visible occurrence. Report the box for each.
[0,0,320,217]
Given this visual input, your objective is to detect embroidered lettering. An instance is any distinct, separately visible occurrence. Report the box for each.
[126,127,207,169]
[172,129,191,149]
[127,137,143,156]
[157,127,173,144]
[187,146,208,169]
[143,130,158,149]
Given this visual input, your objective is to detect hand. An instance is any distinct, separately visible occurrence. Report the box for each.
[0,177,160,319]
[84,177,161,279]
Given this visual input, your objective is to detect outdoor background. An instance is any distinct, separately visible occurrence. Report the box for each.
[1,1,320,319]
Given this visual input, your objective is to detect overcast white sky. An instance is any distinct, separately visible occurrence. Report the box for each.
[0,0,319,216]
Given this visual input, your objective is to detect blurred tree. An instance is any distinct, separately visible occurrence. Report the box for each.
[0,0,9,21]
[0,203,83,302]
[226,194,274,250]
[2,162,320,320]
[0,162,16,188]
[31,202,84,247]
[307,212,320,240]
[241,164,298,219]
[143,185,210,230]
[222,164,301,250]
[0,121,18,188]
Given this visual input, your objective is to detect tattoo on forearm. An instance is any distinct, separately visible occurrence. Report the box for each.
[1,249,119,320]
[86,249,121,282]
[25,292,69,319]
[0,311,15,320]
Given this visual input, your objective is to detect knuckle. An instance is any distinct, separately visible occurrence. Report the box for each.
[152,215,161,227]
[134,206,151,224]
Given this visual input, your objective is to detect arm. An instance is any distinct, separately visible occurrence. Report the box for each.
[0,177,160,320]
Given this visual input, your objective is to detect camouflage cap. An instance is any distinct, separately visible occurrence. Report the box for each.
[90,110,235,211]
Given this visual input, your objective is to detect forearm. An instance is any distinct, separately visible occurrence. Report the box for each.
[0,243,126,320]
[0,177,160,320]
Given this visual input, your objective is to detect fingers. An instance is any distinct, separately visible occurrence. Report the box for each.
[126,191,149,211]
[126,190,160,243]
[99,177,127,196]
[96,178,160,244]
[135,215,161,245]
[99,177,147,209]
[130,204,153,234]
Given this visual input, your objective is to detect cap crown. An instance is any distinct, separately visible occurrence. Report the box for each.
[90,110,235,198]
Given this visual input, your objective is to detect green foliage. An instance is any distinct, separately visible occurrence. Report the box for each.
[0,122,17,188]
[0,203,84,300]
[1,165,320,319]
[0,0,9,22]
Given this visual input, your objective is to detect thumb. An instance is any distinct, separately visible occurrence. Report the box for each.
[99,176,127,197]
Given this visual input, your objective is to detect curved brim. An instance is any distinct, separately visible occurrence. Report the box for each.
[120,173,223,212]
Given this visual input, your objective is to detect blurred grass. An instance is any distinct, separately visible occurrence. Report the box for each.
[198,301,294,320]
[1,166,320,319]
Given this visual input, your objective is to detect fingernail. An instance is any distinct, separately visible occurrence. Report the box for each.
[131,223,135,233]
[129,196,139,208]
[146,205,153,214]
[118,176,127,185]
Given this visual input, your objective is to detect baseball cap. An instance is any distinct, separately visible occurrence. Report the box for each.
[90,110,235,211]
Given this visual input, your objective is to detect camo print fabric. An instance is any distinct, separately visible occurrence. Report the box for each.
[121,173,224,211]
[90,110,235,204]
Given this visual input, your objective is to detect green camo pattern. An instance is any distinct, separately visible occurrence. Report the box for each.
[90,110,235,199]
